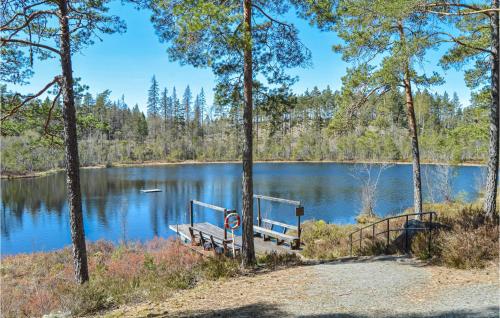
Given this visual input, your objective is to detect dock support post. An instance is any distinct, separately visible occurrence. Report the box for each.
[190,200,194,228]
[224,209,227,240]
[257,198,261,227]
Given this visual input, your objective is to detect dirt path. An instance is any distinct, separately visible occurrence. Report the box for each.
[101,256,499,318]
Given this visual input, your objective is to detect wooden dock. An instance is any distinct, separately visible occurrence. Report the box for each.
[169,222,297,255]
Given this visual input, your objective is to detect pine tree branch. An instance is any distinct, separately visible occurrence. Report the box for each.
[0,0,51,28]
[1,37,61,55]
[418,2,499,16]
[435,31,493,54]
[1,76,61,121]
[44,86,62,136]
[1,10,58,32]
[251,4,291,28]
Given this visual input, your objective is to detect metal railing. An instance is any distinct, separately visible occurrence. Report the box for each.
[349,211,437,256]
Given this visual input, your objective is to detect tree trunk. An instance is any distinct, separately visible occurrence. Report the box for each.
[241,0,256,267]
[484,0,499,218]
[398,22,423,218]
[59,0,89,284]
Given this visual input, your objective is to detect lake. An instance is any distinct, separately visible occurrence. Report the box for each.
[1,162,484,255]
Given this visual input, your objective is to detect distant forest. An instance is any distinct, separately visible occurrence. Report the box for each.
[0,77,489,175]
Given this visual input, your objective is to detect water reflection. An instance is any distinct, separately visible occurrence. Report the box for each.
[1,163,485,254]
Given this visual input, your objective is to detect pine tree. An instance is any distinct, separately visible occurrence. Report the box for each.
[0,0,125,284]
[149,0,333,267]
[147,75,160,117]
[199,88,207,126]
[160,87,169,131]
[182,85,192,125]
[171,87,181,133]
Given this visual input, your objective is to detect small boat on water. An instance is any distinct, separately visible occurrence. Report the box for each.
[140,189,162,193]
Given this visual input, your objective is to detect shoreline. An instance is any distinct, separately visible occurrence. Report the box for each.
[1,158,486,180]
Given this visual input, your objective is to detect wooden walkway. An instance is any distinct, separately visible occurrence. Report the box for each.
[169,222,297,255]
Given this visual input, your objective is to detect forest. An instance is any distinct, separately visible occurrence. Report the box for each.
[0,79,489,174]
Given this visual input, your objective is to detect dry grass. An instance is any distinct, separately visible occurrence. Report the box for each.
[0,238,303,318]
[412,206,499,269]
[300,220,356,259]
[0,238,220,317]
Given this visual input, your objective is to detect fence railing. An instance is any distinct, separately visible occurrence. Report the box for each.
[253,194,304,239]
[348,212,437,256]
[189,200,235,240]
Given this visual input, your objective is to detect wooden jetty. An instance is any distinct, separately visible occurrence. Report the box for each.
[169,198,302,256]
[169,222,293,255]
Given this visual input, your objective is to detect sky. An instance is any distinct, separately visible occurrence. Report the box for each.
[9,2,473,113]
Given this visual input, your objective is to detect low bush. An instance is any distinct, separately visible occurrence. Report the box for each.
[412,206,499,269]
[300,220,356,259]
[0,238,244,318]
[257,251,302,269]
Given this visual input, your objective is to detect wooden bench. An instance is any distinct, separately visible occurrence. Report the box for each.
[254,219,300,249]
[253,194,304,250]
[189,227,240,256]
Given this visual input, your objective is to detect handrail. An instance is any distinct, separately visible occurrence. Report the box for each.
[253,194,304,246]
[253,194,301,206]
[349,211,437,257]
[192,200,227,213]
[189,200,235,240]
[350,212,436,235]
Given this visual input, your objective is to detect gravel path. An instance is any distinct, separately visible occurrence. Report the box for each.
[102,256,499,318]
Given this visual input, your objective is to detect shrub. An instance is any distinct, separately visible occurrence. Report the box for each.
[199,257,240,280]
[411,206,499,269]
[257,251,302,269]
[0,238,245,317]
[301,220,355,259]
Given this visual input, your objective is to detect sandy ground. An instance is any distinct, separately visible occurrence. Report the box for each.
[100,256,499,318]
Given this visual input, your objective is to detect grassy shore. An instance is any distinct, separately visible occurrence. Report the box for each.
[1,201,497,317]
[1,158,487,179]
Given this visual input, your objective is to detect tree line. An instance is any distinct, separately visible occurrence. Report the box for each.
[1,81,488,170]
[1,0,498,280]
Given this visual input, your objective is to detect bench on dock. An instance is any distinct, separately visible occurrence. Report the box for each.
[253,194,304,250]
[189,226,240,256]
[186,200,240,256]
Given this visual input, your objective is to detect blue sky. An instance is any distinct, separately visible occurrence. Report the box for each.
[10,2,472,112]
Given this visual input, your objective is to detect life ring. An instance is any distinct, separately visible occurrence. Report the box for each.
[224,212,241,230]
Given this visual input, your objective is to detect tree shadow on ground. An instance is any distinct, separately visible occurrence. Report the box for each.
[145,302,498,318]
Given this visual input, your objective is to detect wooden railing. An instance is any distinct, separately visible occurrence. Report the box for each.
[189,200,235,240]
[254,194,304,243]
[349,212,437,256]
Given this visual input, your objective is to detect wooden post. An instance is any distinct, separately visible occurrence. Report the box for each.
[224,209,227,240]
[359,228,362,250]
[257,198,261,227]
[350,234,353,256]
[190,200,194,228]
[428,212,433,256]
[372,224,375,243]
[297,214,301,238]
[405,214,409,254]
[386,219,390,248]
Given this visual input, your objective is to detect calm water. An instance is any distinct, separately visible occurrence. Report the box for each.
[1,162,484,255]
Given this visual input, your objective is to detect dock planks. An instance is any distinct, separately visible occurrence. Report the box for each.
[169,222,298,255]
